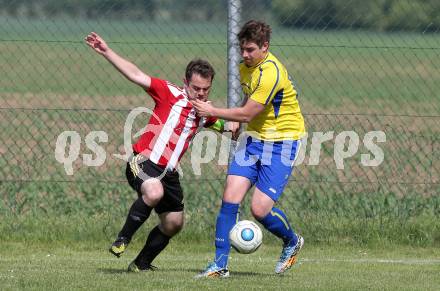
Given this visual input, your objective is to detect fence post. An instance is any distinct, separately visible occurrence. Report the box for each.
[227,0,241,163]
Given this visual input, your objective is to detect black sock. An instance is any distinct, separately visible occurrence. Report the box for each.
[117,197,152,240]
[135,226,171,268]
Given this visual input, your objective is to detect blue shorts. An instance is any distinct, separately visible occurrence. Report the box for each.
[228,136,300,201]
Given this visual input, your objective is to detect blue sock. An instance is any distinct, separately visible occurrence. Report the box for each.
[214,201,239,268]
[258,207,297,247]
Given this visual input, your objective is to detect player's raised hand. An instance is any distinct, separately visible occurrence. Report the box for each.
[84,32,109,55]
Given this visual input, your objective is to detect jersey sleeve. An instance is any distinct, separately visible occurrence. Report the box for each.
[203,116,219,128]
[249,62,280,105]
[145,77,169,103]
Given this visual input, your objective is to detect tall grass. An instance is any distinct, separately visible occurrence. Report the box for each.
[1,181,439,246]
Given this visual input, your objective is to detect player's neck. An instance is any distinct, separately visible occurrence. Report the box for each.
[250,52,270,68]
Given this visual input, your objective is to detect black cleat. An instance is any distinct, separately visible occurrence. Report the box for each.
[109,237,130,258]
[127,261,158,273]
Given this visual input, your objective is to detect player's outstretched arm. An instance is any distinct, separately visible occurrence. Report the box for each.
[84,32,151,90]
[192,98,264,123]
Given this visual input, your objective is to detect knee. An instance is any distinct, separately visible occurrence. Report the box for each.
[251,204,269,220]
[161,220,184,237]
[172,219,184,232]
[140,179,163,206]
[142,192,162,206]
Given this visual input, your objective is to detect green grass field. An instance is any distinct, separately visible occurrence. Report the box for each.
[1,242,439,290]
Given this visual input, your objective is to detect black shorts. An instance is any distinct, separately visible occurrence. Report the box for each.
[125,153,184,214]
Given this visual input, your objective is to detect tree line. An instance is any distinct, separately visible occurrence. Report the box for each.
[272,0,440,32]
[1,0,438,32]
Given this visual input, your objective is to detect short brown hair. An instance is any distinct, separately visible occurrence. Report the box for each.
[237,20,272,48]
[185,59,215,82]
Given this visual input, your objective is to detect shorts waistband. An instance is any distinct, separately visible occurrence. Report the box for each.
[132,151,177,174]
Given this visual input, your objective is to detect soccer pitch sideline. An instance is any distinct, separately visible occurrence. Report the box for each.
[1,242,439,290]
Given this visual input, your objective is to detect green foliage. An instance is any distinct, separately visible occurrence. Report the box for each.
[385,0,440,32]
[2,0,440,31]
[0,0,155,18]
[1,181,439,246]
[0,0,227,21]
[272,0,440,32]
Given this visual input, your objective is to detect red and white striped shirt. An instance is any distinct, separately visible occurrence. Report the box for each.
[132,77,217,170]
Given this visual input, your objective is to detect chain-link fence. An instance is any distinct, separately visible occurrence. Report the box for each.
[1,0,439,244]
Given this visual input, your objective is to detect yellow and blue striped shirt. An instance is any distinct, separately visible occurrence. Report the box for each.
[239,52,306,141]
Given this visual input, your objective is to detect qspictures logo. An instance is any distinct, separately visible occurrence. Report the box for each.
[54,107,386,177]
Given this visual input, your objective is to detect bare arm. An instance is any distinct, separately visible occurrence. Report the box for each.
[84,32,151,90]
[192,98,265,123]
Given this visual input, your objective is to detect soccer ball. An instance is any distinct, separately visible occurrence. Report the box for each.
[229,220,263,254]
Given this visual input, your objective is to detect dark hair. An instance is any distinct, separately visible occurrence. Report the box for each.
[185,59,215,82]
[237,20,272,48]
